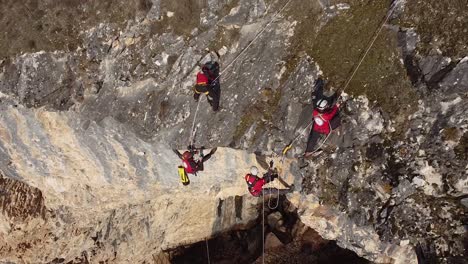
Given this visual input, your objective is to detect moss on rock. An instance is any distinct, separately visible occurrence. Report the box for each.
[0,0,151,58]
[283,0,418,122]
[399,0,468,59]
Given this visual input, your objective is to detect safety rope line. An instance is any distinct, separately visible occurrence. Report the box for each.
[341,0,400,94]
[205,238,210,264]
[211,0,293,84]
[189,96,203,147]
[262,191,265,264]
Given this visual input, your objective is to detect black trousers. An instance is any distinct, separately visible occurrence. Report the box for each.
[263,171,278,183]
[194,82,221,112]
[195,150,214,171]
[207,82,220,111]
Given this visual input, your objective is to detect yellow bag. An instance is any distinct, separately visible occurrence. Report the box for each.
[178,166,190,186]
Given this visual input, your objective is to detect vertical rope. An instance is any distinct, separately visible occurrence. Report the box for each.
[205,238,210,264]
[262,192,265,264]
[189,96,203,147]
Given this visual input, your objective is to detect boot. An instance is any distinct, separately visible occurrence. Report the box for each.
[209,147,217,155]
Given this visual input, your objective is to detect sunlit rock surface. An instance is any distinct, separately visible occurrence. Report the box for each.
[0,0,466,263]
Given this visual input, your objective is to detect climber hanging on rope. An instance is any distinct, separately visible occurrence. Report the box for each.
[244,162,293,197]
[174,145,217,175]
[303,77,341,158]
[194,61,221,112]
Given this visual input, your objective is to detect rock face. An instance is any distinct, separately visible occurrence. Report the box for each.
[0,104,275,263]
[0,0,467,263]
[289,194,417,264]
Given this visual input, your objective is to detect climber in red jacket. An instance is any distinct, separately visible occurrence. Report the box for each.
[244,165,293,197]
[304,77,341,157]
[174,145,217,175]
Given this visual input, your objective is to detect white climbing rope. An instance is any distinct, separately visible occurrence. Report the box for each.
[205,238,210,264]
[262,191,265,264]
[212,0,293,84]
[341,0,400,93]
[189,96,203,147]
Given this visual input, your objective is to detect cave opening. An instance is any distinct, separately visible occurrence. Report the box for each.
[164,196,369,264]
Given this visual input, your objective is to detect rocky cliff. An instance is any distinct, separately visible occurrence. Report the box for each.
[0,0,466,263]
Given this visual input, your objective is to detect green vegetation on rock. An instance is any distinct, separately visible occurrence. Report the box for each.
[400,0,468,58]
[287,0,418,120]
[0,0,152,58]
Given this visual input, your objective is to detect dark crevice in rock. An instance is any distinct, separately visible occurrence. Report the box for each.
[382,145,404,187]
[217,199,224,218]
[376,197,395,228]
[235,196,243,220]
[425,60,459,90]
[398,28,461,92]
[166,196,369,264]
[403,54,422,85]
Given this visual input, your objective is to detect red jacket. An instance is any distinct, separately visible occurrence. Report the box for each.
[313,105,339,134]
[183,158,198,174]
[245,174,266,197]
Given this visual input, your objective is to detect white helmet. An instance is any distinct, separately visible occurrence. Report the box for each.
[250,166,258,176]
[317,99,329,111]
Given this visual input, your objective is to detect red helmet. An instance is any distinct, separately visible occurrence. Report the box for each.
[182,151,192,160]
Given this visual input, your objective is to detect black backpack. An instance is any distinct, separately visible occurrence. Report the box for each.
[202,61,220,82]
